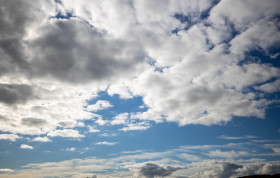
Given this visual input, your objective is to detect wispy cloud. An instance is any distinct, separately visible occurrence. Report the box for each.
[96,141,118,146]
[218,135,258,140]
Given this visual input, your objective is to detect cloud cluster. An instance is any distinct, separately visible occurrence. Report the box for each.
[0,0,280,139]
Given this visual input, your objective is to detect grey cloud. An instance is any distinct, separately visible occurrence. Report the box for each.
[0,0,35,38]
[219,162,242,178]
[21,117,47,127]
[139,163,181,178]
[29,19,145,83]
[188,161,280,178]
[0,84,34,105]
[0,1,51,76]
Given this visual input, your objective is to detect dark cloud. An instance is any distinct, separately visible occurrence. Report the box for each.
[219,162,242,178]
[29,19,145,83]
[139,163,181,178]
[0,1,48,76]
[0,84,34,105]
[21,117,47,127]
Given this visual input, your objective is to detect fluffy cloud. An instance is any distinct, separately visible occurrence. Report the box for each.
[31,136,52,142]
[20,144,33,150]
[0,0,279,137]
[86,100,113,112]
[0,134,20,142]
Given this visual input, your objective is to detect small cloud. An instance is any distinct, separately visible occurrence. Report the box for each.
[0,134,20,142]
[111,113,129,125]
[99,133,117,137]
[95,118,108,126]
[96,141,118,146]
[218,135,257,140]
[86,100,113,112]
[88,126,100,133]
[66,147,76,151]
[31,137,52,142]
[47,129,84,138]
[20,144,33,150]
[119,123,150,132]
[179,153,201,161]
[0,168,14,173]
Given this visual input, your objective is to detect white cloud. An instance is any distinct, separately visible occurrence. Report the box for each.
[95,118,108,126]
[119,123,151,132]
[0,134,20,142]
[0,168,14,173]
[31,136,52,142]
[20,144,33,150]
[88,126,100,133]
[47,129,84,138]
[96,141,118,146]
[86,100,113,112]
[66,147,76,151]
[111,113,129,125]
[218,135,258,140]
[208,150,249,159]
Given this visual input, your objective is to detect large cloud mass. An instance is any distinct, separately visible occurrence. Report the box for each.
[0,0,280,138]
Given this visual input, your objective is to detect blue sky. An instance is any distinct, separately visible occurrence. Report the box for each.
[0,0,280,177]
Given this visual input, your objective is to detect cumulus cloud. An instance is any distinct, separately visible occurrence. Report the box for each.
[31,136,52,142]
[0,0,279,138]
[0,134,20,142]
[86,100,113,112]
[111,113,129,125]
[20,144,33,150]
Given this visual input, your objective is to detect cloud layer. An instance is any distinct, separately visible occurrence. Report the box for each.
[0,0,279,139]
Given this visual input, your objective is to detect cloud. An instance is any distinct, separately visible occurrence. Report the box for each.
[31,136,52,142]
[208,150,249,159]
[96,141,118,146]
[0,134,20,141]
[2,139,280,177]
[0,169,14,173]
[66,147,76,151]
[21,117,47,127]
[0,0,279,142]
[119,123,151,132]
[20,144,33,149]
[86,100,113,112]
[0,84,34,105]
[111,113,129,125]
[88,126,100,133]
[218,135,258,140]
[138,163,181,178]
[47,129,84,138]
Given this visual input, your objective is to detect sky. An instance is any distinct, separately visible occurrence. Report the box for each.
[0,0,280,177]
